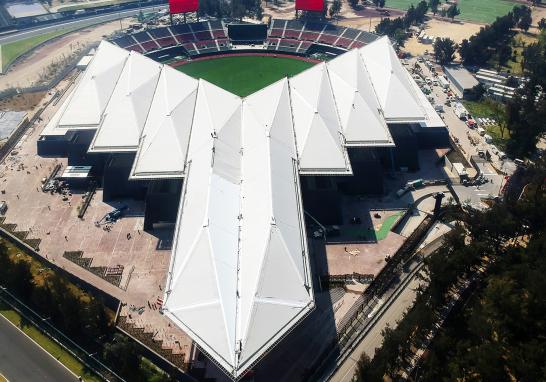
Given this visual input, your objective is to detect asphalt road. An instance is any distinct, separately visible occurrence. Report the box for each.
[0,4,167,45]
[0,314,77,382]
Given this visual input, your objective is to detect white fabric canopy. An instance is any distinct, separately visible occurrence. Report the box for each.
[130,66,198,178]
[89,52,162,152]
[41,37,444,378]
[359,36,425,122]
[327,49,393,146]
[58,41,129,129]
[289,63,352,174]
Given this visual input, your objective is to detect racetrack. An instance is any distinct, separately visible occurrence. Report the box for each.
[0,314,76,382]
[175,54,317,97]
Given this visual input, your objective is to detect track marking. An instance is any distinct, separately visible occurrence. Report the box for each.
[0,312,78,379]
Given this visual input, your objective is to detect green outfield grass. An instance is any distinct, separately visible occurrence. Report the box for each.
[384,0,517,24]
[175,56,316,97]
[0,27,80,73]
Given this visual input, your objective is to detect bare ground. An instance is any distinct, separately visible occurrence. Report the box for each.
[0,18,135,92]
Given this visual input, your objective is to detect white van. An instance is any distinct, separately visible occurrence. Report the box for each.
[477,127,486,136]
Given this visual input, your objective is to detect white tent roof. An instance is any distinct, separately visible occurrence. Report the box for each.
[40,87,76,136]
[165,81,243,373]
[130,66,199,179]
[58,41,129,129]
[288,63,351,175]
[89,52,162,152]
[39,37,444,378]
[359,36,425,122]
[164,79,313,377]
[327,49,393,146]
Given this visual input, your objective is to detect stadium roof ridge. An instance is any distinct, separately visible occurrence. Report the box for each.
[41,36,443,378]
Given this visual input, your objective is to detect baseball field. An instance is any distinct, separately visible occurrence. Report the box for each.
[175,55,316,97]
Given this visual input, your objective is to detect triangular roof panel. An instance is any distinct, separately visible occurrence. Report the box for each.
[327,49,394,146]
[359,36,425,122]
[88,52,162,152]
[289,63,351,174]
[131,66,198,178]
[58,41,129,129]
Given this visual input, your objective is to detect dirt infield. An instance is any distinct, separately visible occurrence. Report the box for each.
[169,51,322,68]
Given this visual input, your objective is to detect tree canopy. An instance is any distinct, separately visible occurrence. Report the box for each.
[355,158,546,381]
[433,37,456,65]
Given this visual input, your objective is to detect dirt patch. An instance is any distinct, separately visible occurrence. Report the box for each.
[0,91,47,111]
[0,18,135,92]
[402,18,482,57]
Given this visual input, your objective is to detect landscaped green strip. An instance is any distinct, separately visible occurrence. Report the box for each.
[176,55,315,97]
[343,211,405,241]
[463,100,510,149]
[376,212,404,241]
[0,27,80,72]
[0,301,102,382]
[383,0,517,24]
[57,0,138,13]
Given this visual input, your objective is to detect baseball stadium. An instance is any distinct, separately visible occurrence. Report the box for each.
[26,0,451,379]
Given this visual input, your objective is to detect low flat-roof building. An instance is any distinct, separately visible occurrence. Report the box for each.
[444,65,480,99]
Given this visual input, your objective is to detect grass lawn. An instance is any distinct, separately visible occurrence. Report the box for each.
[0,301,101,382]
[0,28,79,72]
[384,0,517,24]
[57,0,138,12]
[175,56,315,97]
[464,100,510,149]
[491,32,537,75]
[343,211,405,241]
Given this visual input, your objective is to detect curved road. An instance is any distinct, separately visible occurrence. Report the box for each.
[0,314,77,381]
[0,4,167,44]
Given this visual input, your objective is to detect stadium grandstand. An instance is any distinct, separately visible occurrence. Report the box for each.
[38,31,449,378]
[109,18,379,58]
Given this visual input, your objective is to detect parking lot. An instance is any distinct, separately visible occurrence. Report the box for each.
[403,56,512,208]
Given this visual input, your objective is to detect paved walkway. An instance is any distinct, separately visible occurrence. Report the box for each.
[0,314,76,382]
[329,275,423,382]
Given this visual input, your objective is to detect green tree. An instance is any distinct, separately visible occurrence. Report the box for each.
[515,5,532,31]
[429,0,440,15]
[103,334,141,380]
[329,0,342,18]
[446,4,460,21]
[433,37,456,64]
[506,79,546,157]
[538,18,546,30]
[255,3,263,19]
[348,0,359,8]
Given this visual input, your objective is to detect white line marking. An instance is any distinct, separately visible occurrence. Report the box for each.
[0,312,78,379]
